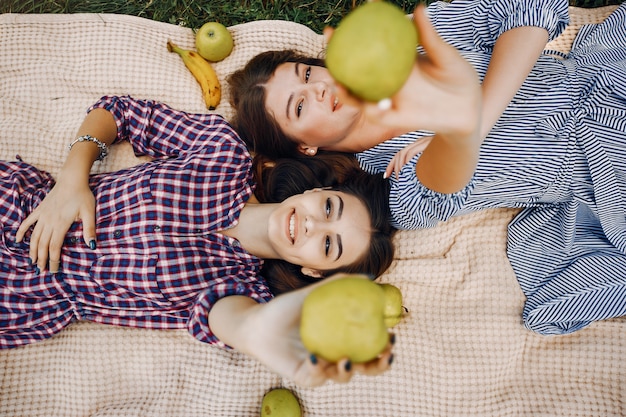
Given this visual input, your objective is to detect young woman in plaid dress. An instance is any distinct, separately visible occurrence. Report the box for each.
[1,95,395,387]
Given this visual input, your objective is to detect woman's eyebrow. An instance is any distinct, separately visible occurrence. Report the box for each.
[335,234,343,262]
[285,63,301,120]
[334,196,344,262]
[338,196,344,219]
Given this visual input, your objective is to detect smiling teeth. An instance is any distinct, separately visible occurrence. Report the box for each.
[289,213,295,240]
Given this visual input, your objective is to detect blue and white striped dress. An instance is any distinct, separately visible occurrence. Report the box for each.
[356,0,626,335]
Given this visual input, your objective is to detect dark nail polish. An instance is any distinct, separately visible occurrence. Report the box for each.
[89,240,96,250]
[390,333,396,345]
[34,266,40,275]
[309,354,318,365]
[27,258,32,266]
[344,360,352,372]
[388,354,394,366]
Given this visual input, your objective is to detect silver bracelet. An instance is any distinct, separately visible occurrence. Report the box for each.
[68,135,108,161]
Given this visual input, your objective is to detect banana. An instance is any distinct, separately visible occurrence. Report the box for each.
[167,40,221,110]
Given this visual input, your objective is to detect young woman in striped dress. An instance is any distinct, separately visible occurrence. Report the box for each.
[228,0,626,335]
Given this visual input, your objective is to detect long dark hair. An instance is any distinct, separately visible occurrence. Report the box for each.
[228,50,325,159]
[253,152,396,295]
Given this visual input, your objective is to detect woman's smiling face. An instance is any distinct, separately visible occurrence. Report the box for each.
[264,62,360,152]
[267,188,371,273]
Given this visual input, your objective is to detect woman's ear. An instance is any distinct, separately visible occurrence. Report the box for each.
[301,267,323,278]
[298,145,318,156]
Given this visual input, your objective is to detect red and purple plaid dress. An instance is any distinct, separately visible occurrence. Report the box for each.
[0,96,273,349]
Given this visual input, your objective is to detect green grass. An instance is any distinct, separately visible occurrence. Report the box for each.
[2,0,624,33]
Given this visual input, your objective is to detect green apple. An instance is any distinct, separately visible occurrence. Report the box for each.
[195,21,234,62]
[300,275,389,363]
[325,1,418,102]
[261,388,301,417]
[379,283,404,328]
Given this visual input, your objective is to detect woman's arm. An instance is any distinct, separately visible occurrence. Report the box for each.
[208,279,394,387]
[400,22,551,193]
[480,26,549,138]
[360,6,482,193]
[384,25,549,179]
[16,108,117,272]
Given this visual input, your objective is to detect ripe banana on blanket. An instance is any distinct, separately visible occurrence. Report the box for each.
[167,40,221,110]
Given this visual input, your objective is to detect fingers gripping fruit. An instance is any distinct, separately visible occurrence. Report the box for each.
[300,275,389,363]
[167,40,221,110]
[325,0,418,102]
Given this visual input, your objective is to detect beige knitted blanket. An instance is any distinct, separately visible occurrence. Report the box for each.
[1,6,624,417]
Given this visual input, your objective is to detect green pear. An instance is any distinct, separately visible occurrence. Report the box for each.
[261,388,301,417]
[379,283,404,327]
[300,275,388,363]
[325,1,418,102]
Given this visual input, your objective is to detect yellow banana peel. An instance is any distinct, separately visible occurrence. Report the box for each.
[167,40,221,110]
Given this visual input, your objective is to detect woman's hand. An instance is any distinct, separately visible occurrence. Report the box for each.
[210,275,395,387]
[356,4,481,139]
[15,108,118,273]
[384,136,433,179]
[330,5,482,193]
[368,5,481,193]
[15,173,96,273]
[252,276,394,387]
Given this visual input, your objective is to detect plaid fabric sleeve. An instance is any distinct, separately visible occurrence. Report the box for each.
[188,278,274,347]
[88,95,235,159]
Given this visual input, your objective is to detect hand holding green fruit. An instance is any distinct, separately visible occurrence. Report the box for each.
[300,275,399,363]
[329,4,482,147]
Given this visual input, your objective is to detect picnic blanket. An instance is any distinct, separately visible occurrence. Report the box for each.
[1,6,624,417]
